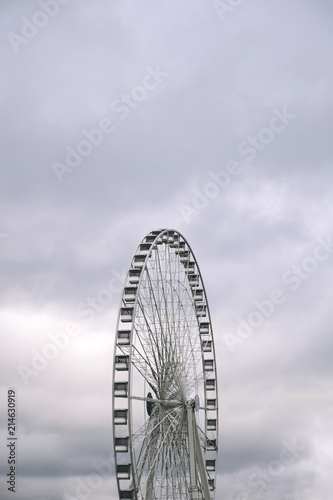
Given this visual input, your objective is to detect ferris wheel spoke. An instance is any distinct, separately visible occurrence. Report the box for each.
[138,268,174,391]
[131,426,151,489]
[131,332,157,377]
[144,266,168,350]
[165,244,180,366]
[132,410,164,495]
[145,408,185,490]
[165,284,201,386]
[137,293,169,382]
[155,246,174,345]
[165,431,190,493]
[162,428,191,498]
[132,405,180,452]
[141,272,185,399]
[130,345,159,393]
[135,301,161,375]
[172,436,191,496]
[134,408,184,497]
[159,411,186,476]
[186,369,206,396]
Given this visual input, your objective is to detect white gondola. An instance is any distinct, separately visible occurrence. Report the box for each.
[199,322,210,334]
[170,233,180,247]
[194,289,204,301]
[116,464,131,479]
[206,399,216,410]
[114,437,129,452]
[114,382,128,397]
[139,243,151,255]
[115,355,129,371]
[184,261,195,274]
[133,255,146,268]
[188,274,200,287]
[208,479,215,490]
[204,359,214,371]
[175,241,186,254]
[162,232,174,244]
[124,287,137,302]
[121,308,133,323]
[205,379,216,391]
[117,330,131,346]
[179,251,190,263]
[128,269,141,284]
[207,438,217,451]
[119,491,133,499]
[196,304,207,317]
[114,409,128,425]
[145,235,156,244]
[155,236,163,245]
[202,340,212,352]
[206,459,216,471]
[207,420,217,431]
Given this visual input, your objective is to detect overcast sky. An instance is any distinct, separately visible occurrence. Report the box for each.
[1,1,333,499]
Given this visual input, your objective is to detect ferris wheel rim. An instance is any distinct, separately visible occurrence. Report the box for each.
[112,229,218,500]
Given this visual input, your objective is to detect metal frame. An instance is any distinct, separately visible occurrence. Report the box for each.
[112,229,218,500]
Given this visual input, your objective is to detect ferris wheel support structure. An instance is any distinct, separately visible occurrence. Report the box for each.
[186,402,211,500]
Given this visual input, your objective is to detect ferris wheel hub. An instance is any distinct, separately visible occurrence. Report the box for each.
[185,395,200,412]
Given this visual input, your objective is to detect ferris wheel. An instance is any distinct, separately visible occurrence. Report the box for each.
[112,229,218,500]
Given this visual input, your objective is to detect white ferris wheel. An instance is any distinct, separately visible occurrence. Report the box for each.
[112,229,218,500]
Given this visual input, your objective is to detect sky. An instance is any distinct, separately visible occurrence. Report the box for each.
[1,0,333,499]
